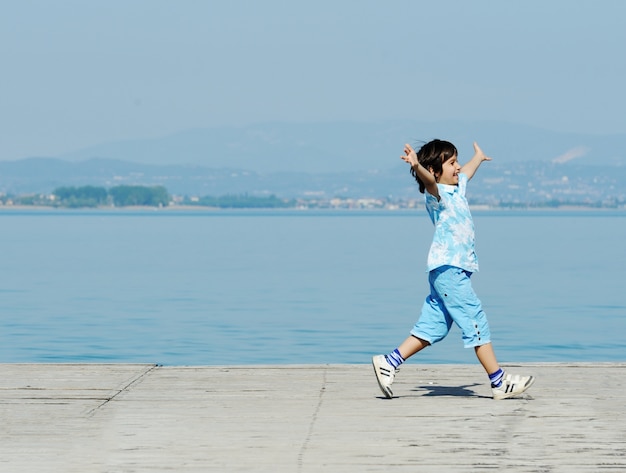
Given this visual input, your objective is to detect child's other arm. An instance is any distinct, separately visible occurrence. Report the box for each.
[401,144,439,199]
[461,142,492,180]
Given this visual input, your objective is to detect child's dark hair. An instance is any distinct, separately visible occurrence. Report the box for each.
[410,139,458,193]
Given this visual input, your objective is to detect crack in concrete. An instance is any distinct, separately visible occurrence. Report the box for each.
[297,367,327,472]
[85,364,160,417]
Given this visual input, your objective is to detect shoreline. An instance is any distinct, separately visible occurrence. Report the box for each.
[0,204,625,213]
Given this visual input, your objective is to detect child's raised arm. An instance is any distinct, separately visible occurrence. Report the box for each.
[401,144,439,199]
[461,142,492,180]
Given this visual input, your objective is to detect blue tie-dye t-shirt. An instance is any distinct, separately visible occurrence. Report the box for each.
[424,173,479,273]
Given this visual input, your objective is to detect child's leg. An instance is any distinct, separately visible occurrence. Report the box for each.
[398,335,430,360]
[394,268,453,365]
[378,335,428,372]
[428,268,531,395]
[372,336,430,398]
[474,342,507,388]
[475,342,536,399]
[372,269,448,398]
[386,286,447,369]
[474,342,500,375]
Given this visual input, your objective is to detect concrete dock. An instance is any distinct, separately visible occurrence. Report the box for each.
[1,363,625,472]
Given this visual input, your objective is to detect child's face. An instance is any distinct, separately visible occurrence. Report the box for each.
[437,154,461,186]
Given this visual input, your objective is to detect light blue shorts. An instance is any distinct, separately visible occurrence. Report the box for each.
[410,265,491,348]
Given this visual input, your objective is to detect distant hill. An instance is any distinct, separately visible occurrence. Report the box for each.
[54,120,626,173]
[1,154,625,207]
[1,120,624,205]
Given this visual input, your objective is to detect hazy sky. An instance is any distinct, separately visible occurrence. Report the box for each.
[1,0,625,160]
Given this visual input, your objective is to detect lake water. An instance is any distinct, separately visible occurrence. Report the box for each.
[0,209,624,365]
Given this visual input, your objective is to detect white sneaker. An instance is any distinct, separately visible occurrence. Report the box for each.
[372,355,396,398]
[492,372,535,400]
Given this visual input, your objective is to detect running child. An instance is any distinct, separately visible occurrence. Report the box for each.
[372,139,535,400]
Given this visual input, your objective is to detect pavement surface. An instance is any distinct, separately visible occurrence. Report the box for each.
[1,363,625,472]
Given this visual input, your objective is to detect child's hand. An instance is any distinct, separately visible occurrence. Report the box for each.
[401,144,419,167]
[473,142,492,162]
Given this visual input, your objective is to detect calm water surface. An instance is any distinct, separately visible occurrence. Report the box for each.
[0,209,624,365]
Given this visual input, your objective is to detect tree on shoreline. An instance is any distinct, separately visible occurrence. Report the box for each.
[109,185,169,207]
[50,185,170,207]
[53,186,108,207]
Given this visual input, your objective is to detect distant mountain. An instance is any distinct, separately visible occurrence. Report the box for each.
[55,120,626,173]
[1,154,624,206]
[2,120,624,205]
[0,156,407,197]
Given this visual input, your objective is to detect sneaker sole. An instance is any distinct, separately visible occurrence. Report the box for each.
[371,357,393,399]
[493,375,536,400]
